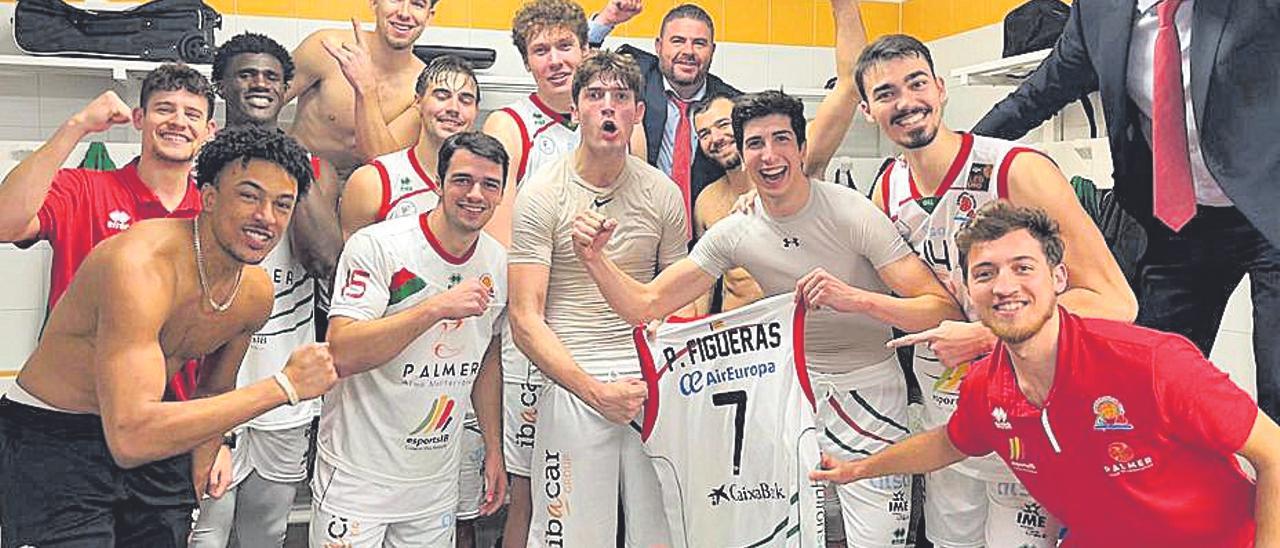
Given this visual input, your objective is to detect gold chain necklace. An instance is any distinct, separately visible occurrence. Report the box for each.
[193,217,242,313]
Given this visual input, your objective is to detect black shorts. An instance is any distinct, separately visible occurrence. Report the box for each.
[0,398,196,548]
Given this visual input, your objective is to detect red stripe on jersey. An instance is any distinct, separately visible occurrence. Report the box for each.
[635,325,661,441]
[310,155,322,179]
[418,211,477,265]
[997,147,1049,200]
[373,160,393,222]
[500,107,533,184]
[405,148,438,191]
[792,303,815,410]
[529,92,572,127]
[909,132,974,201]
[878,161,895,216]
[826,394,895,445]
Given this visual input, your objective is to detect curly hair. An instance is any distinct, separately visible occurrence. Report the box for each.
[730,90,806,153]
[212,32,295,85]
[141,63,216,120]
[195,126,314,197]
[511,0,589,61]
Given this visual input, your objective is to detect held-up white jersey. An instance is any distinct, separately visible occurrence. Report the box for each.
[237,155,325,430]
[370,147,440,222]
[880,131,1038,481]
[497,93,579,385]
[635,293,824,548]
[322,213,506,489]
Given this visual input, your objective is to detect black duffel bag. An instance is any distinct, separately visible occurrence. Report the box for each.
[14,0,221,64]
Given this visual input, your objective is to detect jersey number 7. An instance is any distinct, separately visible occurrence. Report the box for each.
[712,390,748,476]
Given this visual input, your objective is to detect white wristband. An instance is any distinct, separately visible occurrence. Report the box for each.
[273,371,300,406]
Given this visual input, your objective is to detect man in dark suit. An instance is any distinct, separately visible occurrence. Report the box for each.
[589,4,741,225]
[972,0,1280,419]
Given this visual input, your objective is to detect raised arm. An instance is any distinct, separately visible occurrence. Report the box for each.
[323,20,418,161]
[971,2,1098,139]
[95,258,334,469]
[572,211,715,325]
[804,0,867,178]
[289,156,343,286]
[0,91,130,242]
[338,164,384,240]
[480,110,527,248]
[284,30,327,106]
[1007,152,1136,321]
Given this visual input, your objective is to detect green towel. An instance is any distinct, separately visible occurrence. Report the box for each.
[1069,175,1102,225]
[79,141,116,171]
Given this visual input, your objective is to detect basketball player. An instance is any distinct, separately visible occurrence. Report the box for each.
[339,56,480,239]
[856,35,1135,547]
[571,90,963,545]
[508,50,686,547]
[0,126,336,547]
[287,0,436,176]
[311,132,508,548]
[813,201,1280,548]
[691,0,867,316]
[189,33,342,548]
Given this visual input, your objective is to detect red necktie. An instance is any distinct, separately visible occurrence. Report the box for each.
[670,94,694,227]
[1151,0,1196,231]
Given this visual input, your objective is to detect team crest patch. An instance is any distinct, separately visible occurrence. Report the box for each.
[388,268,427,306]
[966,163,993,191]
[954,192,978,225]
[479,273,495,296]
[917,196,940,214]
[399,176,415,192]
[1092,396,1133,431]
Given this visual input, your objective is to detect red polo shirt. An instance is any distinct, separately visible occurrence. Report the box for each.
[18,158,201,310]
[947,308,1258,547]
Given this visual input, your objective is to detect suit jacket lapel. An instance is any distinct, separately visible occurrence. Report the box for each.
[1190,0,1232,128]
[644,64,668,164]
[1096,0,1137,122]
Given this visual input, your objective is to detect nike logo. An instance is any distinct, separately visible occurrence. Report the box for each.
[593,196,614,208]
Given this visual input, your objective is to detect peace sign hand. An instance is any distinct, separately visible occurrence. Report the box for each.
[321,18,378,96]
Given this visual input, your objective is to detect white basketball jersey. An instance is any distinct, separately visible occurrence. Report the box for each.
[881,132,1039,480]
[238,155,325,430]
[322,213,506,485]
[635,293,824,548]
[497,93,580,186]
[370,147,440,222]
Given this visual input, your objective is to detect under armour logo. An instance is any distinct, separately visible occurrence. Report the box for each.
[782,237,800,248]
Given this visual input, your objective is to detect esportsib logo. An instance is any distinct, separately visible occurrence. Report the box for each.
[413,394,456,435]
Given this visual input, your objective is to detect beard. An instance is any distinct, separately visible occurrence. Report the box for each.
[900,124,940,150]
[983,302,1054,345]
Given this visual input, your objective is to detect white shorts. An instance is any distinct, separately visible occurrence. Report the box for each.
[456,416,485,521]
[924,466,1062,548]
[527,383,671,547]
[502,378,541,477]
[814,372,914,547]
[309,502,455,548]
[310,456,457,539]
[230,422,312,488]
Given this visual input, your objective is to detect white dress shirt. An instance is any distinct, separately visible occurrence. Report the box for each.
[1126,0,1231,206]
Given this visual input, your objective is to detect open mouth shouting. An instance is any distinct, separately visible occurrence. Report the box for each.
[756,164,787,186]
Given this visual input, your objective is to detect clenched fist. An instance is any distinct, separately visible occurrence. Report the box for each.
[282,342,338,401]
[433,278,493,321]
[72,91,133,135]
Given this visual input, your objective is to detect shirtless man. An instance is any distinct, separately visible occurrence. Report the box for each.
[287,0,436,176]
[188,32,341,548]
[338,56,479,239]
[0,126,337,547]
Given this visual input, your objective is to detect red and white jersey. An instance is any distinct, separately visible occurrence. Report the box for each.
[370,146,440,222]
[635,293,824,548]
[496,93,580,186]
[322,212,506,488]
[880,132,1041,480]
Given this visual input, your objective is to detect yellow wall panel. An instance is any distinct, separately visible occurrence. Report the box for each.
[617,0,676,38]
[814,0,835,46]
[431,0,472,27]
[861,2,901,41]
[235,0,297,18]
[722,0,769,44]
[769,0,815,47]
[297,0,372,22]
